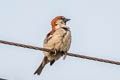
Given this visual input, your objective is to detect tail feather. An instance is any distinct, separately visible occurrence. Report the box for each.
[34,57,48,75]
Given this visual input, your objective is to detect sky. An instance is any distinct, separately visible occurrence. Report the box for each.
[0,0,120,80]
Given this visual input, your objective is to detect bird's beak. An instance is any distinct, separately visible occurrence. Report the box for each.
[65,18,71,22]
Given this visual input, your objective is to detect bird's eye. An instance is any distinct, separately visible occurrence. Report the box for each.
[61,17,65,20]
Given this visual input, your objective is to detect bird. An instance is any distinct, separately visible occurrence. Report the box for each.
[34,16,71,75]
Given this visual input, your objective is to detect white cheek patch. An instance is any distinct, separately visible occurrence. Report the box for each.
[55,25,67,29]
[56,20,62,24]
[55,25,61,29]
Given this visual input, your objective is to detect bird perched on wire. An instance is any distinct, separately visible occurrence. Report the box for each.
[34,16,71,75]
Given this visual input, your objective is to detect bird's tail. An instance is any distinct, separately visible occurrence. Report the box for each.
[34,57,48,75]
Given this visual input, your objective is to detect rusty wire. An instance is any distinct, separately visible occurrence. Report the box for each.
[0,40,120,65]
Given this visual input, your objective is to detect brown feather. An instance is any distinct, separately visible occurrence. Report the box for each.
[49,16,63,35]
[34,57,48,75]
[51,16,63,28]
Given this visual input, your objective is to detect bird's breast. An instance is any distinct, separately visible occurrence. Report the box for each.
[43,27,71,61]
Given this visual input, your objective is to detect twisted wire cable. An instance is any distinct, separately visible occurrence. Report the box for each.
[0,40,120,65]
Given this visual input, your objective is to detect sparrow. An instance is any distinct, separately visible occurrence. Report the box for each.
[34,16,71,75]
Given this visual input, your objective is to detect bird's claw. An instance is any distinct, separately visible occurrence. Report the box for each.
[54,49,57,56]
[51,48,57,56]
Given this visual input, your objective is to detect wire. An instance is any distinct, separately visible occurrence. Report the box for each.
[0,40,120,65]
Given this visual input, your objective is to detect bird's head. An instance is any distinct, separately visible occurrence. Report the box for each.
[51,16,70,29]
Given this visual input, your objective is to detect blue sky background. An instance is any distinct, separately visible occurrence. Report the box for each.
[0,0,120,80]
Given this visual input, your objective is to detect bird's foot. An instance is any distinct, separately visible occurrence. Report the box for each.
[51,48,57,56]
